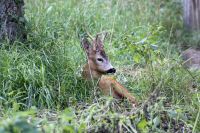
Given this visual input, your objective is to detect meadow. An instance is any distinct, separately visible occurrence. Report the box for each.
[0,0,199,132]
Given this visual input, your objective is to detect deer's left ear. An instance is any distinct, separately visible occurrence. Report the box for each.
[81,38,92,55]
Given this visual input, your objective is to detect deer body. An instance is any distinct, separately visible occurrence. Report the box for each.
[81,33,137,106]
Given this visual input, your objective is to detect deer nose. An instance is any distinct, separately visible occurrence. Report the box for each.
[106,68,116,73]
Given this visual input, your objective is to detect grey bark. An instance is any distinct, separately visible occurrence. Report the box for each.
[0,0,26,42]
[183,0,200,31]
[182,0,200,70]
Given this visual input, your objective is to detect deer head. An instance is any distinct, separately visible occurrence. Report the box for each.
[81,33,116,78]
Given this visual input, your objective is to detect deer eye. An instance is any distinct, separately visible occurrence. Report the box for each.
[97,58,103,62]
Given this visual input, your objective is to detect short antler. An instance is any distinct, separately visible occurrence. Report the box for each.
[81,31,109,52]
[94,31,109,51]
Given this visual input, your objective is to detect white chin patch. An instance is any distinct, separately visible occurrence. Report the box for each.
[102,64,113,71]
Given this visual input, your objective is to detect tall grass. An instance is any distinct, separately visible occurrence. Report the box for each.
[0,0,199,132]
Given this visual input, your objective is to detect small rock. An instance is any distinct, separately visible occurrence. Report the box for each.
[181,48,200,70]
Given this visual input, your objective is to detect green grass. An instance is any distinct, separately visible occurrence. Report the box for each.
[0,0,199,132]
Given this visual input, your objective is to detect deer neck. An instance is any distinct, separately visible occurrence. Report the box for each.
[82,63,103,80]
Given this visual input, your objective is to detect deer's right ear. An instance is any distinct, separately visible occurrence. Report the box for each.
[81,38,91,55]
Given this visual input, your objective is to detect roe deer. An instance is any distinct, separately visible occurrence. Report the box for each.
[81,33,137,106]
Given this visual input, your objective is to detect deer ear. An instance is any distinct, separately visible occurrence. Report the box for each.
[81,38,92,55]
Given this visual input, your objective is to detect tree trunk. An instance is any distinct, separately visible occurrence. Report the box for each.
[0,0,26,42]
[183,0,200,31]
[182,0,200,69]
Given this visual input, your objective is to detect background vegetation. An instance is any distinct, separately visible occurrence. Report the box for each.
[0,0,199,132]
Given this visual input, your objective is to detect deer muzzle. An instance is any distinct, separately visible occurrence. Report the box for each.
[106,68,116,73]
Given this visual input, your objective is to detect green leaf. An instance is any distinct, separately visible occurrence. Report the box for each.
[167,110,177,118]
[133,54,142,64]
[137,118,148,131]
[63,125,75,133]
[78,123,86,133]
[61,108,75,121]
[153,116,160,127]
